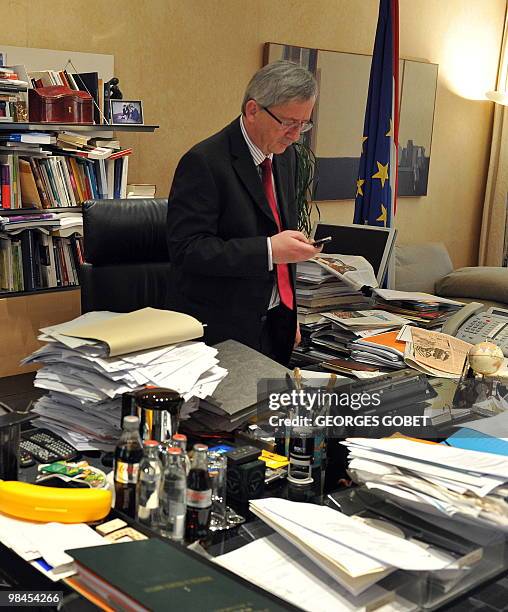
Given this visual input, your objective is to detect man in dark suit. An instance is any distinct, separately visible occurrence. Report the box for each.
[167,61,320,365]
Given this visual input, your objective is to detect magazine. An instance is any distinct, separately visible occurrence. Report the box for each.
[323,309,410,329]
[311,254,378,291]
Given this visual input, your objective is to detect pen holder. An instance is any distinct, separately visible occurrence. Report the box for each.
[133,387,184,443]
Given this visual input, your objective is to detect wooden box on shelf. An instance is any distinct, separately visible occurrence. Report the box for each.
[28,86,93,124]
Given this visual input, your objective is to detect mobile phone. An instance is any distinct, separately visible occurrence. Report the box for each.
[311,236,332,247]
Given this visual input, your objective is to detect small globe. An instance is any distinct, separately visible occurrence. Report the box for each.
[468,342,504,376]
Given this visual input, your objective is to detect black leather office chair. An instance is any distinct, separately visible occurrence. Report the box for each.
[81,198,175,313]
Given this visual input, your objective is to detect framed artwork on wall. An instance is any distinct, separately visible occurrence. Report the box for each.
[264,43,438,200]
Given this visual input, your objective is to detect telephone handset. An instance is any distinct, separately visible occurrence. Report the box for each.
[442,302,508,356]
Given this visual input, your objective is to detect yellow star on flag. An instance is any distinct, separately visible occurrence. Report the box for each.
[356,178,365,197]
[376,204,387,227]
[361,135,368,146]
[386,119,393,138]
[372,161,389,188]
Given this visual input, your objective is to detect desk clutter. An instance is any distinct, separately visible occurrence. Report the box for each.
[293,257,467,377]
[21,307,226,451]
[0,303,508,609]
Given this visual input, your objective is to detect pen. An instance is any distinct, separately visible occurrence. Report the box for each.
[326,373,338,391]
[327,494,342,512]
[285,372,295,391]
[293,367,302,391]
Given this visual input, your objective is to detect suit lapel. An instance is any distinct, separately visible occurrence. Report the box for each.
[229,119,277,226]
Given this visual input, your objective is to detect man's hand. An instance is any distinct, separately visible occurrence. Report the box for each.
[271,230,321,264]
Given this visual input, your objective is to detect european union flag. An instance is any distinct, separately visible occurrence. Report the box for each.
[353,0,399,228]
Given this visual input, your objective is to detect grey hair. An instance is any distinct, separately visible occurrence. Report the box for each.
[241,60,317,113]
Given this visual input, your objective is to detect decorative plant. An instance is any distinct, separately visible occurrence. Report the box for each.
[294,141,319,237]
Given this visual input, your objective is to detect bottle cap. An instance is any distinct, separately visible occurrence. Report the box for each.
[193,443,208,452]
[172,433,187,441]
[143,439,159,447]
[168,446,182,455]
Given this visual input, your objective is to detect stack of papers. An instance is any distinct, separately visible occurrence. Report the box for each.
[22,309,227,450]
[370,290,462,329]
[350,331,407,369]
[343,437,508,530]
[235,497,457,607]
[0,513,108,581]
[215,533,404,612]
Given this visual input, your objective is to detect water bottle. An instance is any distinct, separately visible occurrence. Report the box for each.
[160,446,186,542]
[136,440,163,528]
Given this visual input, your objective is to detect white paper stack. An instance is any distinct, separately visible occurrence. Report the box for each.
[22,310,228,450]
[245,497,457,601]
[0,513,108,580]
[343,437,508,530]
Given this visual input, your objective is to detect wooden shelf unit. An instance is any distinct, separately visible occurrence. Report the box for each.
[0,121,158,376]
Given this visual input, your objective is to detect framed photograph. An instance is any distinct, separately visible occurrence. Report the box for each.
[109,100,144,125]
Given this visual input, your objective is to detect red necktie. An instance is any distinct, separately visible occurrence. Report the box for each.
[260,158,294,310]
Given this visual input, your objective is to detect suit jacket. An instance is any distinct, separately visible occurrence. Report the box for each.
[167,117,298,354]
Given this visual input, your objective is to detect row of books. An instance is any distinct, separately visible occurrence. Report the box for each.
[0,229,83,292]
[0,66,29,123]
[0,153,129,209]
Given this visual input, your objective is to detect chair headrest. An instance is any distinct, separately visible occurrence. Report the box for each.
[83,198,169,264]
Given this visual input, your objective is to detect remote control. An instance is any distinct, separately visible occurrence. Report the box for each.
[21,429,78,462]
[20,439,60,463]
[226,445,260,466]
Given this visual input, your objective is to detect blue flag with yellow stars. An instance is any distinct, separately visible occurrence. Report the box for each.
[353,0,399,228]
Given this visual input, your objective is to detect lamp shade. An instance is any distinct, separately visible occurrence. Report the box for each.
[486,90,508,105]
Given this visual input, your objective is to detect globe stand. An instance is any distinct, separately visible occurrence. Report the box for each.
[454,342,505,418]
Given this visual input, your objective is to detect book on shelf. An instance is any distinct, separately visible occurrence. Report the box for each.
[19,159,42,208]
[71,72,100,124]
[0,225,83,293]
[8,133,57,145]
[0,154,130,209]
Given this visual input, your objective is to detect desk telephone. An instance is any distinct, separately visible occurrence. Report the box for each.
[442,302,508,356]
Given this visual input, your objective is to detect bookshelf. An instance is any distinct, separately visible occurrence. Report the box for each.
[0,120,158,376]
[0,122,158,133]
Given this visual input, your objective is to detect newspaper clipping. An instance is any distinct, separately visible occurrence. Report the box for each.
[404,327,472,378]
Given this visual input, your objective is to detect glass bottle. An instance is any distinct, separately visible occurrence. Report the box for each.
[137,439,163,528]
[185,444,211,543]
[172,433,190,474]
[159,446,186,542]
[114,415,143,518]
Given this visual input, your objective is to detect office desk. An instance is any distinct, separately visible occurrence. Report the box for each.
[0,373,507,611]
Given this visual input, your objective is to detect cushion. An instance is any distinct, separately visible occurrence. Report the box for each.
[395,243,454,293]
[436,267,508,304]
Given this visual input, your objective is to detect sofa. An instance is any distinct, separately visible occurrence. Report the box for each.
[394,242,508,309]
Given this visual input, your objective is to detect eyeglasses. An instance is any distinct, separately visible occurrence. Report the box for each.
[261,106,313,133]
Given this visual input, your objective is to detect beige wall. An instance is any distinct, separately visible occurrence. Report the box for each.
[2,0,505,267]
